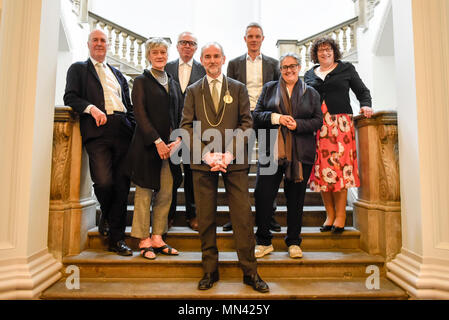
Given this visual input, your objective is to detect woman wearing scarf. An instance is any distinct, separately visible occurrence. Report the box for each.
[253,53,322,259]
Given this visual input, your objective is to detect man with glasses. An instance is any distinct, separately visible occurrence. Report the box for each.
[166,32,206,231]
[225,22,281,233]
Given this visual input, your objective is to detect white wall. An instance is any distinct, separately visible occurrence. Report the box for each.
[391,0,422,255]
[355,0,397,111]
[89,0,354,69]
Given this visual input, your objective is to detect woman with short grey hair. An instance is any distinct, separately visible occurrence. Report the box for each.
[127,37,183,259]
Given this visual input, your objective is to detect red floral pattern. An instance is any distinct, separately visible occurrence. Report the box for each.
[309,102,360,192]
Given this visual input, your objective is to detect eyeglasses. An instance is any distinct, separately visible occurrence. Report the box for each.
[178,40,197,47]
[280,64,299,71]
[317,47,333,53]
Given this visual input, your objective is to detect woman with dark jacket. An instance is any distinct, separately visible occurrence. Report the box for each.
[127,38,183,259]
[304,37,373,234]
[253,53,322,259]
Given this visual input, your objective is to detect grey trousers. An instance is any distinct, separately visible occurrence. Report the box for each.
[131,160,173,238]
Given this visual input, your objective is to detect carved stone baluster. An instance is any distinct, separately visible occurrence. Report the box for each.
[305,41,312,71]
[106,25,113,54]
[137,39,144,69]
[90,19,98,32]
[298,45,304,74]
[129,36,136,67]
[341,26,348,54]
[334,29,341,52]
[350,23,357,52]
[121,33,129,62]
[98,22,106,35]
[114,29,121,58]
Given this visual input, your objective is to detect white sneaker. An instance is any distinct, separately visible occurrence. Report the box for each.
[288,245,303,258]
[255,245,274,258]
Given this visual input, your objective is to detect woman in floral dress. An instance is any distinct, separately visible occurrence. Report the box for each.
[304,37,373,233]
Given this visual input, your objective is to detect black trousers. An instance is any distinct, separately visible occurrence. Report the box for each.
[84,114,132,245]
[192,169,257,276]
[168,163,196,223]
[255,163,313,247]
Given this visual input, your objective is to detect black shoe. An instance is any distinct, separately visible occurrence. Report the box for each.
[331,226,345,234]
[270,218,281,232]
[222,222,232,231]
[108,240,133,256]
[98,213,109,236]
[198,271,219,290]
[320,225,333,232]
[243,273,269,293]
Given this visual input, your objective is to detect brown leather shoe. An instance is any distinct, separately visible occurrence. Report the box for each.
[188,217,199,231]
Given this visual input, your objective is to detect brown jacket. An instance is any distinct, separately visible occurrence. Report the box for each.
[180,75,253,172]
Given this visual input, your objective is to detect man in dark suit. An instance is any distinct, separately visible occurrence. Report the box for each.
[180,42,268,293]
[165,32,206,231]
[225,22,281,232]
[63,29,135,256]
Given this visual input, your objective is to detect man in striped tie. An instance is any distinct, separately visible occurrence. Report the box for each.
[64,29,135,256]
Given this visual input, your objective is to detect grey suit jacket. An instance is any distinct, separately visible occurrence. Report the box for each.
[180,75,253,172]
[165,58,206,95]
[226,54,281,85]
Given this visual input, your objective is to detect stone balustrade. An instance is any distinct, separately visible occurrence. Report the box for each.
[276,17,358,76]
[48,107,96,260]
[353,111,401,261]
[88,12,149,72]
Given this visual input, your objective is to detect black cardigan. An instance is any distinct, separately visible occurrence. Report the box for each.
[304,61,371,115]
[126,70,183,190]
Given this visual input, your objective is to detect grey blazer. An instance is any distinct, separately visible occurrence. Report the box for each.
[226,54,281,85]
[165,58,206,95]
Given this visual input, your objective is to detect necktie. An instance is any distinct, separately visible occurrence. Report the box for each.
[211,79,219,112]
[96,62,114,115]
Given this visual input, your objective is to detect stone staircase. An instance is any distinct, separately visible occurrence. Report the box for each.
[41,156,407,300]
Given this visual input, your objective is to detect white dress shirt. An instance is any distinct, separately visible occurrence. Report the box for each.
[84,57,126,114]
[246,53,263,111]
[178,58,193,93]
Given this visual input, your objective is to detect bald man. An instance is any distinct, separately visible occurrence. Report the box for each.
[64,29,135,256]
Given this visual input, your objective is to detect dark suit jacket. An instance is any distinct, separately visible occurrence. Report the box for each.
[253,79,322,165]
[165,58,206,95]
[180,75,253,172]
[226,54,281,85]
[63,59,135,144]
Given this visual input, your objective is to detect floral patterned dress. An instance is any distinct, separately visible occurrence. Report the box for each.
[308,101,360,192]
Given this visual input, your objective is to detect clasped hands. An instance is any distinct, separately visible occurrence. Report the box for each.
[156,137,182,160]
[279,115,297,130]
[203,152,234,173]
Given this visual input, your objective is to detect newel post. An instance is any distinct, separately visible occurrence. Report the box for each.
[353,111,401,261]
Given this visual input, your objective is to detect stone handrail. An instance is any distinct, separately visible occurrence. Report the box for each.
[49,106,97,260]
[276,17,359,76]
[353,111,401,261]
[88,12,171,73]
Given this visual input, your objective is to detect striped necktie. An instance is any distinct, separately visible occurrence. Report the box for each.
[96,62,114,115]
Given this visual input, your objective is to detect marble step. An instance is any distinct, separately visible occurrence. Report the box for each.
[88,226,361,251]
[41,277,407,300]
[111,205,352,227]
[128,187,323,206]
[61,249,385,279]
